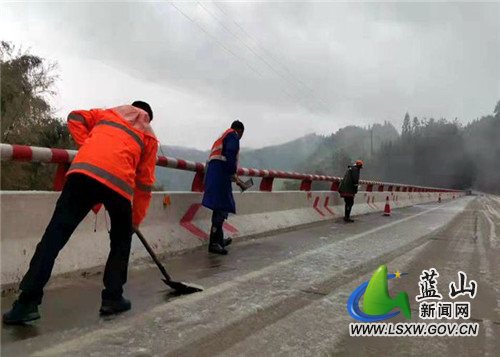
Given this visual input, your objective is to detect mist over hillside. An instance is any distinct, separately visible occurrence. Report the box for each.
[154,122,399,191]
[155,102,499,194]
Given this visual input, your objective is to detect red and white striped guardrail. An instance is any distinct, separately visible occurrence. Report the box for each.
[0,143,462,194]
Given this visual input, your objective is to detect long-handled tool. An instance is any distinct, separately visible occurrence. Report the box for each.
[134,228,203,295]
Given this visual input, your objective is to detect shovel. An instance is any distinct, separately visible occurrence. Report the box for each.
[133,228,203,295]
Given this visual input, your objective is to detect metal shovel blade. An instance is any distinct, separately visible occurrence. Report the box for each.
[134,227,203,295]
[162,279,203,295]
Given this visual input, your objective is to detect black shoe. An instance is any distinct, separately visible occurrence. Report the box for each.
[208,244,228,255]
[222,237,232,247]
[2,300,40,325]
[99,297,131,315]
[343,217,354,223]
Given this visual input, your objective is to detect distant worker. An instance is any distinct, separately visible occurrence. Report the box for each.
[338,160,363,223]
[3,101,158,324]
[202,121,246,255]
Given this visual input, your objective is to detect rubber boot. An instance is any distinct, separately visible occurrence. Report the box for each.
[217,225,232,247]
[344,205,354,223]
[208,225,227,255]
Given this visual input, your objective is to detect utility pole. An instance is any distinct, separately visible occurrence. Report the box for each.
[370,126,373,158]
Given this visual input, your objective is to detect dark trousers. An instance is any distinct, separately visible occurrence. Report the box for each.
[344,196,354,218]
[212,210,228,226]
[19,173,133,304]
[209,210,228,245]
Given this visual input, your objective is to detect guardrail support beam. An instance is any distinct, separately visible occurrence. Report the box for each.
[53,163,69,191]
[191,171,205,192]
[300,180,312,191]
[260,177,274,192]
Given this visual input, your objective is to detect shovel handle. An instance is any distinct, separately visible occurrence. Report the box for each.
[133,228,172,282]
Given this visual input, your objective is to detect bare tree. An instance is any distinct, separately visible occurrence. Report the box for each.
[1,41,59,144]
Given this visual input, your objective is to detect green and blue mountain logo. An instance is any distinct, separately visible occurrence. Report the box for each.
[347,265,411,322]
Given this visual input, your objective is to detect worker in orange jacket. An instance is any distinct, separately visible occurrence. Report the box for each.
[3,101,158,324]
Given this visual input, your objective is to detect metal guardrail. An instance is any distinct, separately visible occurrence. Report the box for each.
[0,143,461,193]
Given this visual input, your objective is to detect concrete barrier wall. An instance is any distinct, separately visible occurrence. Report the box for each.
[0,190,461,290]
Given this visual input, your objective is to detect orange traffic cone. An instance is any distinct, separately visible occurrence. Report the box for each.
[383,196,391,216]
[438,194,442,203]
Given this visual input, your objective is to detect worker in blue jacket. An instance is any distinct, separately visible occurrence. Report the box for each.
[202,121,245,255]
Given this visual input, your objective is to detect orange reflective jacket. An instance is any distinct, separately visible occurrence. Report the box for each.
[208,128,237,162]
[67,105,158,226]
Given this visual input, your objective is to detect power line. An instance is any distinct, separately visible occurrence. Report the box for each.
[169,2,321,114]
[197,1,329,113]
[211,1,332,111]
[169,2,264,78]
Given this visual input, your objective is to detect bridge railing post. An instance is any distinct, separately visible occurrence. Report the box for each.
[300,180,312,191]
[191,171,205,192]
[260,177,274,192]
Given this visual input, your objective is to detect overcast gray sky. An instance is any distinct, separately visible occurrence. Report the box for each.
[2,1,499,150]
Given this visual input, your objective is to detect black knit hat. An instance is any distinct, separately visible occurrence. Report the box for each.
[231,120,244,132]
[132,101,153,121]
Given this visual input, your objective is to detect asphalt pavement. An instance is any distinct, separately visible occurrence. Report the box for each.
[2,195,499,357]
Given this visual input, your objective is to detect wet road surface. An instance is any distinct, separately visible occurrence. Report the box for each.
[2,195,500,357]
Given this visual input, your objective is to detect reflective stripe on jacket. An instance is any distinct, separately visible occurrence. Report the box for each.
[67,105,158,225]
[208,128,238,162]
[202,130,240,213]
